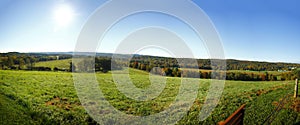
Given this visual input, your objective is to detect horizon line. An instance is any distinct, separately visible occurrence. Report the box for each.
[0,51,299,64]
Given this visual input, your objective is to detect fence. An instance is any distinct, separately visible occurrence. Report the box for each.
[218,104,246,125]
[219,79,298,125]
[294,79,298,98]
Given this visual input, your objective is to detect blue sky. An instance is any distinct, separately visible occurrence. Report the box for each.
[0,0,299,63]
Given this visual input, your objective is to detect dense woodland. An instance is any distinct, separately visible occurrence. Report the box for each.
[0,52,299,81]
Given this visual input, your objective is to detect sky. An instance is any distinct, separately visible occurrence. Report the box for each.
[0,0,299,63]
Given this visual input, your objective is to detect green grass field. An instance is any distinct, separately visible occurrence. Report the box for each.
[35,59,72,70]
[0,69,299,124]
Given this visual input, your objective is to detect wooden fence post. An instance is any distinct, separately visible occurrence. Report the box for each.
[294,79,298,98]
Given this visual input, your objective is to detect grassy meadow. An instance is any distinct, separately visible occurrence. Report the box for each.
[35,59,72,70]
[0,68,299,124]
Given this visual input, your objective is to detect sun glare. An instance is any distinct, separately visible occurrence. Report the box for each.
[54,4,74,27]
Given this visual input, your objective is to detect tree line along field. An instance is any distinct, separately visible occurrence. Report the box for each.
[128,57,298,81]
[33,58,298,81]
[1,52,300,82]
[0,69,299,124]
[1,52,299,72]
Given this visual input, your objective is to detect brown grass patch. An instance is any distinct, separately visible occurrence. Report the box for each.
[45,96,80,111]
[290,98,300,112]
[272,95,300,112]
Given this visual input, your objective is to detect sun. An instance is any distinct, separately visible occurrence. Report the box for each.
[54,4,74,27]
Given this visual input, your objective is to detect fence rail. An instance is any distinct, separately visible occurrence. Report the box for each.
[218,104,246,125]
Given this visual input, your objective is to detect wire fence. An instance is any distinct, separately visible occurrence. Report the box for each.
[243,83,298,125]
[262,93,292,124]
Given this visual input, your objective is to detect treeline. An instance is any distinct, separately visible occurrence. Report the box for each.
[71,57,122,73]
[0,52,122,73]
[130,65,296,81]
[128,55,299,81]
[0,52,72,71]
[129,56,300,71]
[226,59,298,71]
[1,52,300,81]
[1,52,299,72]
